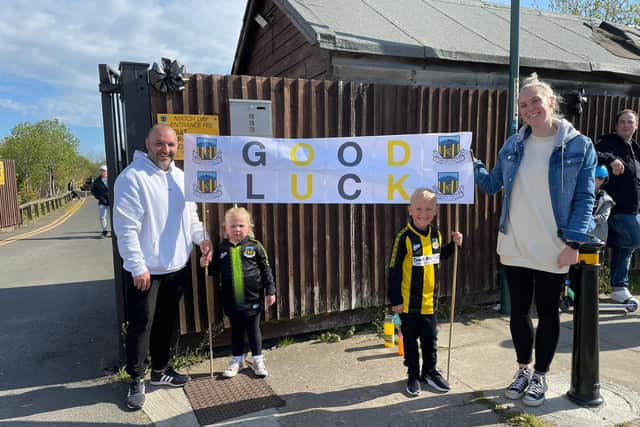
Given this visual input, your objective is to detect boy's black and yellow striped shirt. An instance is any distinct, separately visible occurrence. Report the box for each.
[387,221,455,315]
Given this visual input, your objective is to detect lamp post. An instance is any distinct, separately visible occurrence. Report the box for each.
[501,0,520,314]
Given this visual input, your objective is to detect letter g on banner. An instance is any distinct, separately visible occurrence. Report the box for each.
[243,141,266,166]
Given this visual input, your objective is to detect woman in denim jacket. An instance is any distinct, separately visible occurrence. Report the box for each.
[474,73,596,407]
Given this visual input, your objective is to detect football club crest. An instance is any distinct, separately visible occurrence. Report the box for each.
[195,170,222,198]
[192,136,223,164]
[243,246,256,258]
[433,135,466,164]
[433,172,465,201]
[431,238,440,250]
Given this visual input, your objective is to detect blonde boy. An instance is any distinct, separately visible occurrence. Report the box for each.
[387,188,463,397]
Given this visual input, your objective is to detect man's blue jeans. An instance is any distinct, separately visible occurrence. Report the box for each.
[607,213,640,288]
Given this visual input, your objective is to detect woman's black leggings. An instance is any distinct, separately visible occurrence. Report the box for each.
[504,265,564,373]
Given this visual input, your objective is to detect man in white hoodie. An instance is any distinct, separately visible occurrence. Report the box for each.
[113,124,212,410]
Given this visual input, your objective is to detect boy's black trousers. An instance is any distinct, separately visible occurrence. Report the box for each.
[400,313,438,378]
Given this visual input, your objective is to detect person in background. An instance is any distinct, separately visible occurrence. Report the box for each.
[67,179,80,200]
[595,109,640,304]
[591,165,615,243]
[91,165,110,238]
[387,188,463,397]
[474,73,596,407]
[113,124,212,410]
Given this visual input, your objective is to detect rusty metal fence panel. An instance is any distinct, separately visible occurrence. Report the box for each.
[150,75,508,333]
[0,159,20,229]
[148,74,639,335]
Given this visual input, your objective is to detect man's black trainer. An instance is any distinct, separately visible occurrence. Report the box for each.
[150,367,190,387]
[422,369,450,392]
[406,375,421,397]
[126,378,145,410]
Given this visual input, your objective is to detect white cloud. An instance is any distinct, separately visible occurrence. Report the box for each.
[0,0,247,127]
[0,98,33,114]
[38,92,103,128]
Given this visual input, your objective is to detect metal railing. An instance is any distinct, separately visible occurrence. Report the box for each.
[18,191,87,224]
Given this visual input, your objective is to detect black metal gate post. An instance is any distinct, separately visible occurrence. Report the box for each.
[119,62,153,161]
[98,61,152,363]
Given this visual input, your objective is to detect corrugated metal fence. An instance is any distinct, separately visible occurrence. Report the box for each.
[148,74,639,335]
[0,159,20,229]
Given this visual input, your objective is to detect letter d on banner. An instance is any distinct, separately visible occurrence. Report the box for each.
[387,140,410,166]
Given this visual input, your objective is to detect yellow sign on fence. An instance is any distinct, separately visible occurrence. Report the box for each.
[0,160,5,186]
[157,114,220,160]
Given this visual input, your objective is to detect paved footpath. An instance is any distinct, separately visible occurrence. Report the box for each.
[0,198,150,426]
[146,304,640,427]
[2,199,640,427]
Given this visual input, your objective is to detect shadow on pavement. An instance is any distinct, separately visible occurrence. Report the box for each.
[497,313,640,353]
[269,383,505,426]
[356,353,400,362]
[0,381,138,421]
[344,344,381,352]
[0,279,121,392]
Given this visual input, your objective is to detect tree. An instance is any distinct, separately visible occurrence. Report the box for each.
[0,120,87,202]
[536,0,640,26]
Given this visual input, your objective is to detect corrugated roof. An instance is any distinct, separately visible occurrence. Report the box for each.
[277,0,640,77]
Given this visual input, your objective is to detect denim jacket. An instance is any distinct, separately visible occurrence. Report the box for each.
[474,119,596,243]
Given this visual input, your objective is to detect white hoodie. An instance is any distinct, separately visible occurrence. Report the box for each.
[113,150,206,276]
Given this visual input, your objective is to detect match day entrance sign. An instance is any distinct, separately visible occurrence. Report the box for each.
[157,114,219,160]
[183,132,473,204]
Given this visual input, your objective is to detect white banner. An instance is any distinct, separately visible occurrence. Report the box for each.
[183,132,474,204]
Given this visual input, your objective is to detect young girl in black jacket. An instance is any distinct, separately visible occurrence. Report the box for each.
[205,207,276,377]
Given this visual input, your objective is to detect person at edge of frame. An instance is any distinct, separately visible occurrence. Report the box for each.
[595,109,640,305]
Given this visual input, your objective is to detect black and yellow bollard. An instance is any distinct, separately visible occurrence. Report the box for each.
[566,241,604,407]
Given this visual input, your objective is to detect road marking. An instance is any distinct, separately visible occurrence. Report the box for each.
[0,199,86,247]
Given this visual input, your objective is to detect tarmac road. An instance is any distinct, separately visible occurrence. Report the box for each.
[0,198,150,426]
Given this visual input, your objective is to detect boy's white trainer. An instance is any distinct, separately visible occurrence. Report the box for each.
[222,356,244,378]
[250,355,268,377]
